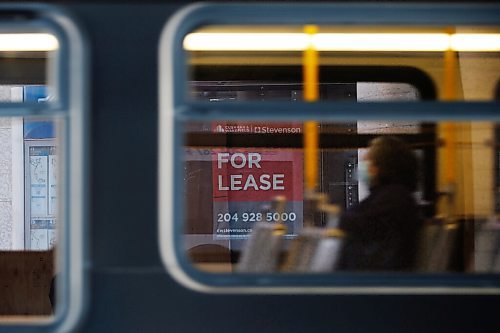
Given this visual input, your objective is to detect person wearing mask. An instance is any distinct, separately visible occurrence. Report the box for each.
[338,136,422,271]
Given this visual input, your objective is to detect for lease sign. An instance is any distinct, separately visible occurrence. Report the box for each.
[212,147,303,240]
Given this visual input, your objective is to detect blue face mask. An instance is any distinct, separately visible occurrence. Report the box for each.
[357,160,371,185]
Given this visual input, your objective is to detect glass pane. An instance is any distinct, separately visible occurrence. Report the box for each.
[182,120,500,274]
[0,32,57,103]
[185,25,500,102]
[0,33,60,317]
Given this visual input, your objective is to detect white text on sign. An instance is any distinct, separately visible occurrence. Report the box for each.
[217,152,285,191]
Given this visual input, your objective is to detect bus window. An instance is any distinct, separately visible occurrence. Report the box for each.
[0,37,60,318]
[160,5,500,293]
[0,6,88,330]
[182,120,500,275]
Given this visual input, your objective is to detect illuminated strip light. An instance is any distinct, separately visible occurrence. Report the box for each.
[451,34,500,52]
[184,33,500,52]
[184,33,308,51]
[0,33,59,51]
[313,33,450,51]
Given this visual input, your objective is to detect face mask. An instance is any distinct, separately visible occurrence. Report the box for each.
[357,160,371,185]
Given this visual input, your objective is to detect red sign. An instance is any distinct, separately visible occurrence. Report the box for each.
[212,149,303,202]
[209,122,304,240]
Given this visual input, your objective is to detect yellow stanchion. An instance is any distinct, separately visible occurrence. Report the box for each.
[303,25,319,191]
[442,27,457,217]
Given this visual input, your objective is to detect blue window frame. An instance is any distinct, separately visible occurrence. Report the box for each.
[0,4,88,331]
[159,3,500,293]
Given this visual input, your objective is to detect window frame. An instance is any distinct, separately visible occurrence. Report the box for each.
[0,4,89,331]
[159,3,500,294]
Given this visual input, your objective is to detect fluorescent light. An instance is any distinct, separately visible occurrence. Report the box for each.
[0,33,59,51]
[184,33,308,51]
[451,34,500,52]
[184,32,500,52]
[313,33,450,51]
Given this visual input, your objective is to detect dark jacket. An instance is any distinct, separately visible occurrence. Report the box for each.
[338,184,422,271]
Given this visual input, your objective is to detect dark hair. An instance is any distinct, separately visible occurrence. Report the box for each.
[368,136,418,192]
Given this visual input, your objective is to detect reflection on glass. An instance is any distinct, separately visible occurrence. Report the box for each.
[0,32,59,317]
[183,120,500,274]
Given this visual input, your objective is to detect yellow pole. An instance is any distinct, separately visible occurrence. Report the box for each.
[443,28,456,185]
[442,27,457,218]
[303,25,319,191]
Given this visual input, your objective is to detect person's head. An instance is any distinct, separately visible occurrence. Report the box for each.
[363,136,418,192]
